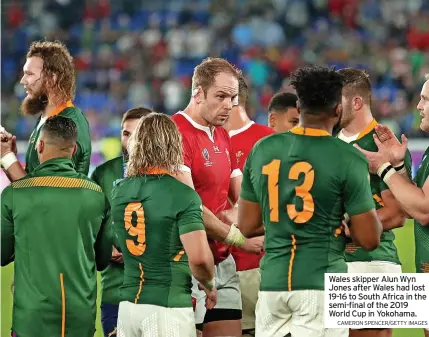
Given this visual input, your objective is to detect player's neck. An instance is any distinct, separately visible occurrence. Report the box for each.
[342,109,374,137]
[300,117,334,135]
[42,99,68,118]
[223,106,251,132]
[183,105,212,128]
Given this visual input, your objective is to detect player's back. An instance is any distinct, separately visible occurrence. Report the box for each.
[6,159,108,335]
[112,172,202,308]
[242,127,373,291]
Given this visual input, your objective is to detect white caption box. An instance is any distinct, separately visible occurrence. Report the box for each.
[324,273,429,329]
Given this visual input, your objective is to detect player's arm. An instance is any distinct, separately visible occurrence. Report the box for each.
[237,150,265,238]
[376,188,406,230]
[2,162,26,182]
[178,193,215,286]
[1,186,15,266]
[216,172,242,225]
[94,196,113,271]
[344,154,383,251]
[379,167,429,226]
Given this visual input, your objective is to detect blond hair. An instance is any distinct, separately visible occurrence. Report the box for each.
[192,57,239,95]
[27,40,75,104]
[126,113,183,177]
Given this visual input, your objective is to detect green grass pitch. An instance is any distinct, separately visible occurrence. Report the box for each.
[1,220,424,337]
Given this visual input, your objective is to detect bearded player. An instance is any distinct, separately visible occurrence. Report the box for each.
[172,58,264,337]
[336,68,411,337]
[238,66,382,337]
[356,74,429,337]
[1,40,91,180]
[223,74,274,337]
[91,107,152,337]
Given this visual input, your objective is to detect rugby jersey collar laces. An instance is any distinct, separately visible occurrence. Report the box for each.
[33,157,76,174]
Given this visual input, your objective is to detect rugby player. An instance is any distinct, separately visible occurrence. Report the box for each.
[268,92,300,133]
[355,74,429,337]
[1,116,111,337]
[223,73,274,337]
[172,57,263,337]
[336,68,412,337]
[112,113,216,336]
[1,40,91,180]
[237,66,382,337]
[91,107,152,337]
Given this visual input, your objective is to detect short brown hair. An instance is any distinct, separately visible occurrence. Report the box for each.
[337,68,372,104]
[121,107,153,127]
[192,57,239,95]
[237,73,249,107]
[27,40,75,103]
[126,113,183,177]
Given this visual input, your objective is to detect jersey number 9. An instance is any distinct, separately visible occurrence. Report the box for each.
[262,160,315,224]
[124,202,147,256]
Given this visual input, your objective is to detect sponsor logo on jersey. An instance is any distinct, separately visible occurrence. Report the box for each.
[213,145,222,154]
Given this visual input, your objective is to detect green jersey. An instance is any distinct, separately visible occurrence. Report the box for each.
[26,102,92,175]
[111,171,205,307]
[91,156,125,305]
[1,158,112,337]
[240,127,374,291]
[338,121,412,264]
[414,147,429,273]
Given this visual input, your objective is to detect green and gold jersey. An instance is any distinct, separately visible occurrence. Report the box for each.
[240,127,375,291]
[111,170,205,307]
[414,147,429,273]
[1,158,112,337]
[25,101,92,175]
[91,156,125,305]
[338,120,412,264]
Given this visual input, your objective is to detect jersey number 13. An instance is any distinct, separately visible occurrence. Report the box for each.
[262,160,315,224]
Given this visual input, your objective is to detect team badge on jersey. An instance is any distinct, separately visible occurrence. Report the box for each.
[202,148,210,161]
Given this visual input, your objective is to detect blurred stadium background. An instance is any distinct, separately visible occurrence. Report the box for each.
[1,0,429,336]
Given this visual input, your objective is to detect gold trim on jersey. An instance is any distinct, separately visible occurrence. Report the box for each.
[134,263,145,304]
[290,127,330,137]
[60,273,66,337]
[356,119,378,140]
[173,249,185,262]
[373,194,385,207]
[288,235,297,291]
[12,176,102,193]
[48,100,74,117]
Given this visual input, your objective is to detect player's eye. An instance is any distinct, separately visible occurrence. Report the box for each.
[217,95,225,100]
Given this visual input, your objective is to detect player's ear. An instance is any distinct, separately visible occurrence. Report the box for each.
[72,143,77,156]
[193,86,203,104]
[268,113,275,128]
[37,139,44,154]
[353,96,364,110]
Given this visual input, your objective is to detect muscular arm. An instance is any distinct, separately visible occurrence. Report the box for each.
[376,189,406,230]
[384,172,429,226]
[174,171,231,241]
[181,230,214,285]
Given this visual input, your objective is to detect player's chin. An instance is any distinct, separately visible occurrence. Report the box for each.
[420,118,429,132]
[214,116,229,126]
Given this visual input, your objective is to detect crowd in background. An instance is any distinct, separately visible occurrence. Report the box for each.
[2,0,429,141]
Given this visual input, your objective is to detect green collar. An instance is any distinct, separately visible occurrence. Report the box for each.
[33,157,76,174]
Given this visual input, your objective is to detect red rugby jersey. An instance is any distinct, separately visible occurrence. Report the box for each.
[229,122,275,271]
[172,112,241,264]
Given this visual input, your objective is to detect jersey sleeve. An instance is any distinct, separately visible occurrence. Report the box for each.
[94,196,113,271]
[177,190,205,235]
[73,141,91,176]
[180,133,194,173]
[1,186,14,266]
[343,152,375,216]
[240,149,258,203]
[227,133,242,178]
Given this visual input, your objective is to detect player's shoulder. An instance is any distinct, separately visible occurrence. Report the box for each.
[75,172,104,194]
[171,112,189,129]
[332,137,369,164]
[92,156,122,175]
[249,123,275,137]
